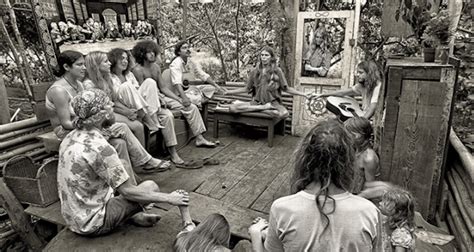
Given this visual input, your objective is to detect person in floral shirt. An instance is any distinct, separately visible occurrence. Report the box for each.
[58,89,190,236]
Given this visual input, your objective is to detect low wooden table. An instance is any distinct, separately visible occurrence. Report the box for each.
[213,109,286,147]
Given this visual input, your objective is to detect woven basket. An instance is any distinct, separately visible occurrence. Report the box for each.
[2,155,59,207]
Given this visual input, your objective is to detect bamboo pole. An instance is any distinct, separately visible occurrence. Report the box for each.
[450,128,474,182]
[3,0,34,100]
[0,18,30,99]
[446,212,468,251]
[0,117,39,134]
[447,170,474,236]
[0,142,43,162]
[447,195,473,251]
[0,122,50,142]
[0,72,10,125]
[0,131,45,150]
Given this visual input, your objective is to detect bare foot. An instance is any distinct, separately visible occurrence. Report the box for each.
[130,212,161,227]
[195,136,217,148]
[263,103,277,110]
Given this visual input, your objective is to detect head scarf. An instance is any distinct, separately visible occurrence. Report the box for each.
[71,89,111,129]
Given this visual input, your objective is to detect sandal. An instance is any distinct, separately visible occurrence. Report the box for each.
[174,159,204,169]
[203,157,220,166]
[137,160,171,174]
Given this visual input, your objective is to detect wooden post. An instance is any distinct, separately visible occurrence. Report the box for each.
[278,0,299,86]
[0,72,10,124]
[182,0,187,38]
[0,178,45,251]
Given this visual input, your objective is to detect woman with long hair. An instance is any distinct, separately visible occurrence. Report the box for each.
[45,50,86,139]
[225,46,308,118]
[84,51,162,146]
[108,48,186,165]
[46,51,170,173]
[174,190,231,252]
[344,117,379,194]
[319,60,382,119]
[304,26,332,77]
[248,119,382,251]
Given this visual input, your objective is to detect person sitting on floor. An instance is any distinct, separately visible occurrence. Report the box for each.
[344,117,379,194]
[168,41,226,107]
[45,50,169,174]
[131,40,218,150]
[58,89,189,236]
[174,190,252,252]
[225,46,308,118]
[248,119,382,251]
[379,188,416,252]
[317,60,382,119]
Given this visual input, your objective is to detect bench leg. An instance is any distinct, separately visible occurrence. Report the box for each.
[268,124,274,147]
[277,119,286,136]
[213,114,219,139]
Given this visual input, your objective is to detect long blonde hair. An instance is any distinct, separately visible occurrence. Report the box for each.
[174,213,230,252]
[85,51,114,97]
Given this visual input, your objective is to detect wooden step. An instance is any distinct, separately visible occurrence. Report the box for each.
[44,210,182,252]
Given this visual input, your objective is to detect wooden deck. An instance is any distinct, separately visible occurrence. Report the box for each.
[44,123,300,251]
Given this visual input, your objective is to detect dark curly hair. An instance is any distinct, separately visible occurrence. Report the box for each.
[131,40,160,65]
[174,41,187,56]
[291,119,354,234]
[108,48,132,76]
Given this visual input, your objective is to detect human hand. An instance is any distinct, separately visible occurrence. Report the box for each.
[167,190,189,206]
[182,97,191,107]
[127,109,138,121]
[248,217,268,236]
[304,64,313,71]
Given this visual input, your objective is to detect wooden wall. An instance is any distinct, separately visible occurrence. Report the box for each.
[375,59,457,220]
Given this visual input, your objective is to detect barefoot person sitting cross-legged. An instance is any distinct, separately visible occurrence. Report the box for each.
[224,46,309,118]
[58,89,189,236]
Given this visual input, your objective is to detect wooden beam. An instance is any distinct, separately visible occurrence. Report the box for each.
[0,178,45,251]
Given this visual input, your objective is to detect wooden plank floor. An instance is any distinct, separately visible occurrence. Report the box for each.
[144,123,300,215]
[45,123,301,251]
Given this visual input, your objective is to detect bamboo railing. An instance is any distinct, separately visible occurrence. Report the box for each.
[438,129,474,251]
[0,117,53,171]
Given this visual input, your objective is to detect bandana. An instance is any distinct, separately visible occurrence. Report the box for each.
[72,89,110,120]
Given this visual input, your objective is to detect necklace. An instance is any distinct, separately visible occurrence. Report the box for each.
[63,76,81,94]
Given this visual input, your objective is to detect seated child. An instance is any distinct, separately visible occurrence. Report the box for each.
[174,190,231,252]
[344,117,379,194]
[379,188,416,252]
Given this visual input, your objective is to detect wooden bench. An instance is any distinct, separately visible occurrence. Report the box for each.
[213,109,286,147]
[210,83,291,147]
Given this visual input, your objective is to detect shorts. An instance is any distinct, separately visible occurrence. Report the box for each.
[87,196,141,237]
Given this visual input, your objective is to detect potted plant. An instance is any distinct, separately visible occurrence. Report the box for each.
[424,9,452,64]
[421,36,436,62]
